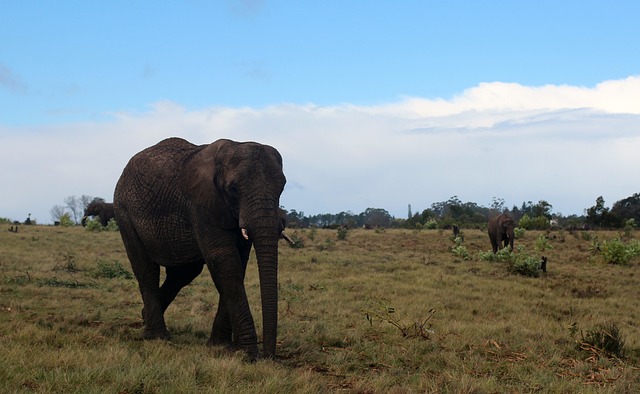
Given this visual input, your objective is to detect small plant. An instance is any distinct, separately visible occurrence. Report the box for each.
[478,247,512,263]
[365,299,435,339]
[59,213,74,227]
[578,322,625,359]
[581,231,594,241]
[514,227,525,239]
[623,218,636,237]
[307,227,317,241]
[508,254,543,277]
[105,218,119,231]
[84,218,104,231]
[451,245,471,261]
[535,234,553,253]
[336,226,348,240]
[86,218,119,232]
[54,251,78,272]
[288,232,305,248]
[93,259,134,279]
[316,238,335,251]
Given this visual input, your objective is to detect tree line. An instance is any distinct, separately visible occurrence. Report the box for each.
[283,193,640,230]
[38,192,640,230]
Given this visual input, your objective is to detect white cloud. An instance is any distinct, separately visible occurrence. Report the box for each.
[2,76,639,223]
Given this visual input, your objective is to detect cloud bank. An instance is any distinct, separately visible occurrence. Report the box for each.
[2,76,639,223]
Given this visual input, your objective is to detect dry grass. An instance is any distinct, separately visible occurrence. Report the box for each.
[1,225,639,393]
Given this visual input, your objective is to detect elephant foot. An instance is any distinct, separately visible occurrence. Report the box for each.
[143,327,171,340]
[207,339,258,361]
[207,337,234,350]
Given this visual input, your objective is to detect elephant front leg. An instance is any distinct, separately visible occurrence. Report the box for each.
[208,296,232,347]
[208,268,259,360]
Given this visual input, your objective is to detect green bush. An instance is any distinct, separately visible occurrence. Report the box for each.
[59,213,75,227]
[478,248,512,263]
[288,232,305,248]
[623,218,636,237]
[336,226,348,240]
[514,227,525,239]
[479,246,544,277]
[518,214,550,230]
[93,260,133,279]
[599,237,640,265]
[535,235,553,253]
[85,218,119,232]
[451,245,470,261]
[579,322,625,358]
[424,219,438,230]
[508,254,543,277]
[106,218,119,231]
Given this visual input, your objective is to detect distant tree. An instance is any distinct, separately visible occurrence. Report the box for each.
[360,208,392,228]
[490,197,505,213]
[531,200,553,219]
[50,205,68,223]
[611,193,640,223]
[63,195,95,225]
[586,196,623,228]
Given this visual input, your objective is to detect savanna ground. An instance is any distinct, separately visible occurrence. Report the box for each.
[1,225,638,393]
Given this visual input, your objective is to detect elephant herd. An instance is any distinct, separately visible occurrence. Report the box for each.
[93,137,517,361]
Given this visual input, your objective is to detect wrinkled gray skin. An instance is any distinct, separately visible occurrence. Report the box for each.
[488,214,516,253]
[82,202,115,227]
[114,137,287,360]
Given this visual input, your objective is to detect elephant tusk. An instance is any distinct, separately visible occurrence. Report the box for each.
[281,230,295,245]
[241,228,249,240]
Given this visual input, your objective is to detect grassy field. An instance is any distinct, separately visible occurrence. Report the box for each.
[1,225,639,393]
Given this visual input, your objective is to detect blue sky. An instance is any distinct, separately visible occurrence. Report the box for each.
[1,1,639,223]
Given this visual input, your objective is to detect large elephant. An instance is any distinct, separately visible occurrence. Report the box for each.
[81,201,115,227]
[113,137,287,360]
[488,213,516,253]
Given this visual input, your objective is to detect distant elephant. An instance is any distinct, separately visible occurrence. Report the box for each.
[114,137,287,361]
[488,214,516,253]
[82,201,115,227]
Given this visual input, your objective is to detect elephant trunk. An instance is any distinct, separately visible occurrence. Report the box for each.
[241,202,280,358]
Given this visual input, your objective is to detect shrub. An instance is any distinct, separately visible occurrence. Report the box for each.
[479,246,544,277]
[535,235,553,253]
[288,232,305,248]
[579,322,625,358]
[86,218,119,232]
[599,237,640,265]
[424,219,438,230]
[623,218,636,237]
[336,226,348,240]
[93,260,133,279]
[451,245,471,261]
[514,227,525,239]
[106,218,119,231]
[518,214,550,230]
[478,248,512,263]
[581,231,594,241]
[59,213,75,227]
[508,254,543,277]
[84,218,104,231]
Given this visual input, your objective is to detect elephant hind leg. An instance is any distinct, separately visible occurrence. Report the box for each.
[160,261,204,313]
[119,221,169,340]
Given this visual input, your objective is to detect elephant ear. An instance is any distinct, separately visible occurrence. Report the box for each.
[184,140,238,229]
